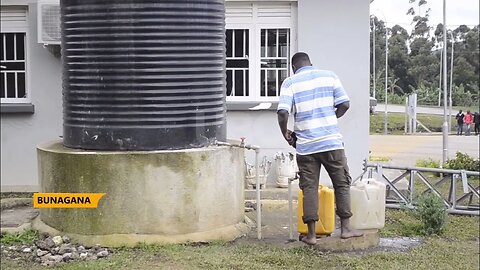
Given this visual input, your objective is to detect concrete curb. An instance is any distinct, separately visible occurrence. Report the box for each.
[313,229,380,252]
[0,222,32,234]
[0,198,32,211]
[32,216,251,247]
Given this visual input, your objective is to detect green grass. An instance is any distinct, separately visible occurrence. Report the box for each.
[0,193,34,200]
[370,112,455,134]
[380,208,479,240]
[2,209,479,270]
[0,229,38,245]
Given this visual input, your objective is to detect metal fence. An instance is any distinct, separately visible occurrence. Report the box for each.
[355,161,480,216]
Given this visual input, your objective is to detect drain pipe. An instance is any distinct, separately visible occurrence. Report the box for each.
[215,140,262,240]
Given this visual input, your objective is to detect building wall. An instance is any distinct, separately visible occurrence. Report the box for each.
[228,0,370,186]
[297,0,370,184]
[1,0,369,191]
[1,2,63,191]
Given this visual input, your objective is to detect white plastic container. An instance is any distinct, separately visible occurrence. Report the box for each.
[273,152,298,188]
[350,178,387,230]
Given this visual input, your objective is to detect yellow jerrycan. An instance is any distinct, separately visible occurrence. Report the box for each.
[298,185,335,236]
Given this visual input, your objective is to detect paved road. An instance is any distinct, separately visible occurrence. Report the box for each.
[374,103,451,115]
[370,134,480,167]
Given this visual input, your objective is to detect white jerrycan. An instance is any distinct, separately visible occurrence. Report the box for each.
[350,178,387,230]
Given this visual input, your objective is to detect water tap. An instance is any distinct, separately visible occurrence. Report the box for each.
[240,137,246,147]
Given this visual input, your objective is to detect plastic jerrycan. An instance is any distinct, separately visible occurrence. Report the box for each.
[350,178,387,230]
[297,185,335,236]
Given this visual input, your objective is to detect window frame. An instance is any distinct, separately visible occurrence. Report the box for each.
[1,6,30,104]
[225,2,297,103]
[225,25,254,102]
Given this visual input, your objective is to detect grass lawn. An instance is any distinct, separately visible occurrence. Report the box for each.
[1,209,479,270]
[370,112,456,134]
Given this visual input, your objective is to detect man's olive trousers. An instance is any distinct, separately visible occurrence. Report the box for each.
[296,149,353,223]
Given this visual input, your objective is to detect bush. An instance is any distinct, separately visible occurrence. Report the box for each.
[445,152,480,172]
[415,158,441,169]
[414,193,448,235]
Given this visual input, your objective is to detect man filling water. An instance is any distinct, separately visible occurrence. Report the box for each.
[277,52,363,245]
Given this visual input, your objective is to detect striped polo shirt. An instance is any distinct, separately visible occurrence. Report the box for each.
[277,66,350,155]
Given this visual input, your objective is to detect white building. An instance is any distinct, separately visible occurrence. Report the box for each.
[1,0,370,191]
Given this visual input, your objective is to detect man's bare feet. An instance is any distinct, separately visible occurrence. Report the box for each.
[301,235,317,245]
[302,221,317,245]
[340,228,364,239]
[340,218,364,239]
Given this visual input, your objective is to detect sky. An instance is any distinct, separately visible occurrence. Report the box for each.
[370,0,479,31]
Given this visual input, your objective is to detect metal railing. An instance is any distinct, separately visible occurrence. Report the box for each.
[355,161,480,216]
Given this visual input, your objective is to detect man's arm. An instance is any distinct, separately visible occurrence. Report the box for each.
[335,101,350,118]
[277,110,293,145]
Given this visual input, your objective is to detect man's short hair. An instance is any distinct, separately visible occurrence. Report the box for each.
[292,52,311,66]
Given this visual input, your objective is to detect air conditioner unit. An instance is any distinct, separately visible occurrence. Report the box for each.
[37,1,61,45]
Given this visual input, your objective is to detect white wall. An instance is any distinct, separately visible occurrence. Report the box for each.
[1,3,63,191]
[1,0,370,190]
[297,0,370,184]
[227,0,370,186]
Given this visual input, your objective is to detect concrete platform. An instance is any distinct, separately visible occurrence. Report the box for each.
[242,200,380,251]
[312,229,379,252]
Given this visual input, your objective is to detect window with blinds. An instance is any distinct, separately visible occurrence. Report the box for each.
[225,1,296,102]
[1,7,28,103]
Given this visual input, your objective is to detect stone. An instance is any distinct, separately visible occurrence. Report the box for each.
[36,238,55,250]
[70,252,79,259]
[51,247,60,255]
[77,245,86,253]
[62,252,73,261]
[7,246,17,251]
[36,249,49,257]
[58,243,75,255]
[79,252,88,259]
[96,250,109,258]
[52,236,63,246]
[48,255,63,263]
[22,247,32,253]
[62,235,71,244]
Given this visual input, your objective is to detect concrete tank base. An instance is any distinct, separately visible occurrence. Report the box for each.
[35,140,247,247]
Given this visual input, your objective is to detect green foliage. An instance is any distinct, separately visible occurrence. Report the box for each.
[0,230,38,245]
[445,152,480,172]
[370,10,479,108]
[414,193,448,236]
[451,84,478,107]
[415,158,440,169]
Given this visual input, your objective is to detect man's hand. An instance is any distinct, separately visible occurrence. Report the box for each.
[283,129,294,145]
[335,101,350,118]
[278,110,296,147]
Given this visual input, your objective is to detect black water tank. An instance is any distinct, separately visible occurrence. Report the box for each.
[61,0,226,150]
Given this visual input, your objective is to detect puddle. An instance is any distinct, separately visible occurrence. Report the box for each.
[378,237,422,251]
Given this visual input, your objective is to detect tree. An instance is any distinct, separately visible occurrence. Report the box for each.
[369,0,479,108]
[388,25,411,94]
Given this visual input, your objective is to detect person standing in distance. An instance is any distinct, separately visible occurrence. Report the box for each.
[277,52,363,245]
[455,110,464,136]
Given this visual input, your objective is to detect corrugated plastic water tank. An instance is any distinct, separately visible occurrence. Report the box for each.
[61,0,226,150]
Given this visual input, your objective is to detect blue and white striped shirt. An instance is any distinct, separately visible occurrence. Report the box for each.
[277,66,350,155]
